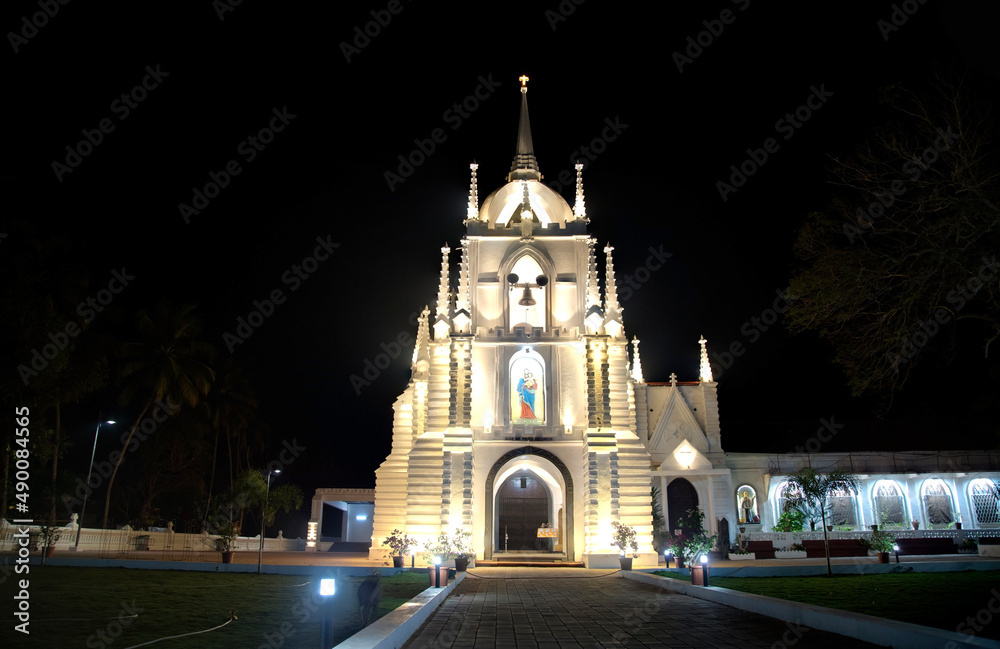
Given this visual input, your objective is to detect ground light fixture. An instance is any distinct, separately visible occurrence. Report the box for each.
[700,554,710,586]
[893,544,900,563]
[75,417,116,548]
[319,579,336,647]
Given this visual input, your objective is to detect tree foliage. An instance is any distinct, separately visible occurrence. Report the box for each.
[782,468,860,576]
[788,70,1000,397]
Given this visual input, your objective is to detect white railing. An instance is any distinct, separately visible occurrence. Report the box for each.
[744,528,1000,550]
[0,520,308,555]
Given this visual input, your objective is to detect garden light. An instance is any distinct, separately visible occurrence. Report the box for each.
[893,544,900,564]
[319,578,336,647]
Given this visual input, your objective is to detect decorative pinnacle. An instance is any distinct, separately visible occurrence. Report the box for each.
[519,74,529,91]
[467,163,480,221]
[699,336,714,383]
[573,162,586,220]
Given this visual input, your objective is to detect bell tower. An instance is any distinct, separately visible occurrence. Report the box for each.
[368,77,657,568]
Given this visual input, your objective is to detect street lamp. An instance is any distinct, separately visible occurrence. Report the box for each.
[257,468,281,574]
[75,417,115,549]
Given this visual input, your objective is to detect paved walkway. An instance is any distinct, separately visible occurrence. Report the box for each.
[403,568,883,649]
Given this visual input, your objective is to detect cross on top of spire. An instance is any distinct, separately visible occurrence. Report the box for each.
[519,74,529,89]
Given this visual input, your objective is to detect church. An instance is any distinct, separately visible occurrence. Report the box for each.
[306,78,1000,565]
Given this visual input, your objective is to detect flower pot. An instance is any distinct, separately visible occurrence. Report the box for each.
[437,566,450,587]
[911,522,919,530]
[690,564,709,586]
[619,557,633,571]
[870,525,878,531]
[221,551,235,564]
[955,523,962,530]
[826,525,833,532]
[45,546,56,558]
[392,555,405,568]
[878,552,890,564]
[673,556,685,569]
[455,557,469,572]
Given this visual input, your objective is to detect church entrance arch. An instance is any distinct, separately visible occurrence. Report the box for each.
[484,447,573,560]
[667,477,698,534]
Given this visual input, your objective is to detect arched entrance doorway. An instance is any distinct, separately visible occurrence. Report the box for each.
[484,447,573,560]
[667,477,698,534]
[496,472,551,551]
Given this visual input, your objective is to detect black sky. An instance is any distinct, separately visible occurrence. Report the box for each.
[5,1,1000,532]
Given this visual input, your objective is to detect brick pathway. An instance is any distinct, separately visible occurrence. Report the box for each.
[404,567,883,649]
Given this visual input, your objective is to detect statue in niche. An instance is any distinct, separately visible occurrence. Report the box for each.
[517,369,538,419]
[740,490,756,524]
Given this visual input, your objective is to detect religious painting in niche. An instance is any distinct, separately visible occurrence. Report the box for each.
[510,356,544,424]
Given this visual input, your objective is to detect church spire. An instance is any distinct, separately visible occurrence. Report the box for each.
[573,162,586,221]
[584,238,603,334]
[412,305,430,373]
[631,337,644,383]
[433,245,451,340]
[507,75,541,182]
[603,244,624,338]
[699,336,714,383]
[466,163,480,222]
[454,238,471,334]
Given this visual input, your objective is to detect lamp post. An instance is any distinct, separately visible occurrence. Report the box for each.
[75,417,115,549]
[257,468,281,574]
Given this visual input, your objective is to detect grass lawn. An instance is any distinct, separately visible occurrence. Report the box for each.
[0,566,431,648]
[653,569,1000,640]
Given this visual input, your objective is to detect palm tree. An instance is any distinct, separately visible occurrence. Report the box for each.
[781,468,860,577]
[201,358,258,529]
[102,299,215,529]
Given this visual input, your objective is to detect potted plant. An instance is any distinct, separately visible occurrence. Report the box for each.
[958,538,978,554]
[772,509,806,533]
[611,522,639,570]
[863,525,896,563]
[674,509,716,583]
[911,519,920,530]
[424,531,462,585]
[449,528,474,571]
[382,529,417,568]
[38,519,62,564]
[216,521,239,563]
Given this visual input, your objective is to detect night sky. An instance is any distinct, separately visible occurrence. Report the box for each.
[5,1,999,534]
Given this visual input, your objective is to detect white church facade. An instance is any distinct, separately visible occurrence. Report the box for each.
[306,79,1000,563]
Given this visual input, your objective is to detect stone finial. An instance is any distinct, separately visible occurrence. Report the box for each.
[573,162,586,220]
[669,372,677,387]
[699,336,714,383]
